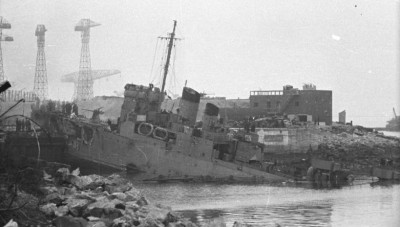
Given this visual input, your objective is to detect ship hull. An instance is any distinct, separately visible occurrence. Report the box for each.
[56,117,286,182]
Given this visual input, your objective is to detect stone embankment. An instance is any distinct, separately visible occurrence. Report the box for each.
[313,125,400,174]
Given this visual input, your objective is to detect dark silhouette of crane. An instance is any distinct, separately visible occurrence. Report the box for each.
[33,24,48,100]
[74,19,100,101]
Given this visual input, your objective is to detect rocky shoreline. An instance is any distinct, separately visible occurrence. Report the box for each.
[0,159,199,227]
[313,125,400,175]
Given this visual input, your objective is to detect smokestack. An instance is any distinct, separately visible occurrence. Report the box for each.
[202,103,219,131]
[178,87,200,126]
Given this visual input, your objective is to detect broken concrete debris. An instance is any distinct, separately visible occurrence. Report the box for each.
[313,125,399,175]
[37,168,198,227]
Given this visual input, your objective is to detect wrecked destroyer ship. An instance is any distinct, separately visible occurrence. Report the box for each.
[32,21,287,182]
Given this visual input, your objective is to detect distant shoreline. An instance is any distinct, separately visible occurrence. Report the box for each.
[374,127,400,132]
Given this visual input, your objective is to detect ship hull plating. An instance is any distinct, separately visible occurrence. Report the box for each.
[58,117,285,182]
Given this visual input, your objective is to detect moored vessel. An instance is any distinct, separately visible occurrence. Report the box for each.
[31,21,289,182]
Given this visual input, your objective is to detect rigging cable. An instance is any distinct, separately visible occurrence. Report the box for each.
[155,39,165,86]
[149,38,160,83]
[169,42,178,96]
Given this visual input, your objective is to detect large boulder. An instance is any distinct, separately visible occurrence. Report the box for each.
[55,168,70,184]
[84,174,107,190]
[143,205,176,225]
[67,175,95,190]
[138,217,164,227]
[163,211,179,225]
[55,205,69,217]
[124,188,141,202]
[53,216,87,227]
[66,198,92,217]
[125,201,140,212]
[109,192,127,201]
[84,198,124,218]
[39,203,57,216]
[103,207,124,220]
[136,196,148,206]
[112,216,133,227]
[43,192,66,206]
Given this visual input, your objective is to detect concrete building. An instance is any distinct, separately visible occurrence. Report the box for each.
[249,84,332,125]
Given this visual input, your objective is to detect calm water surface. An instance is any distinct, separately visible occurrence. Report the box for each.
[133,181,400,227]
[380,130,400,138]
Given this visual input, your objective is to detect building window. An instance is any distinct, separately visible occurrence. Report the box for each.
[276,101,281,108]
[267,101,271,108]
[295,101,299,107]
[253,102,258,107]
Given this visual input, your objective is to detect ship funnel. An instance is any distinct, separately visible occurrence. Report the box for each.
[178,87,200,126]
[202,103,219,131]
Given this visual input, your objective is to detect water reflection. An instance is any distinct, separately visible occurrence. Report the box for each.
[179,201,333,226]
[136,182,400,226]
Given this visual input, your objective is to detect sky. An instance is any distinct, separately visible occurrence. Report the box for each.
[0,0,399,127]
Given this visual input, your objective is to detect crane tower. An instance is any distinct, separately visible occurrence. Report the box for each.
[33,24,48,100]
[74,19,100,101]
[0,16,12,82]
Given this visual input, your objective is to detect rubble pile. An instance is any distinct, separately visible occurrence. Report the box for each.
[0,156,198,227]
[314,125,400,174]
[36,167,197,227]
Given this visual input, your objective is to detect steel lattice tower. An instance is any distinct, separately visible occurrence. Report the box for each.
[33,25,48,100]
[74,19,100,101]
[0,16,12,83]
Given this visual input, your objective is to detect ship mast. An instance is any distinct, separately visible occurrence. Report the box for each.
[161,20,177,94]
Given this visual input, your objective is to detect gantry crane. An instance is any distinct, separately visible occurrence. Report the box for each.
[33,24,48,100]
[74,19,101,101]
[62,69,121,96]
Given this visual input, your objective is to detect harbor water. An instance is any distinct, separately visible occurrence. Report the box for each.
[380,130,400,138]
[132,181,400,227]
[128,131,400,226]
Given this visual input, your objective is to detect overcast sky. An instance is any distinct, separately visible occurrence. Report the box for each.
[0,0,399,127]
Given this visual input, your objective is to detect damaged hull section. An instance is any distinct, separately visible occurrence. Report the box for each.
[50,114,286,182]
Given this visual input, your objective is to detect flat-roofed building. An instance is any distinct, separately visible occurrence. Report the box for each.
[249,84,332,125]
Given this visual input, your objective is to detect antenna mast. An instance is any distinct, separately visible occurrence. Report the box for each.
[161,20,177,93]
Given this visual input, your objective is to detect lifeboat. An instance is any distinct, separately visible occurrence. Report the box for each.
[153,127,168,141]
[138,122,154,136]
